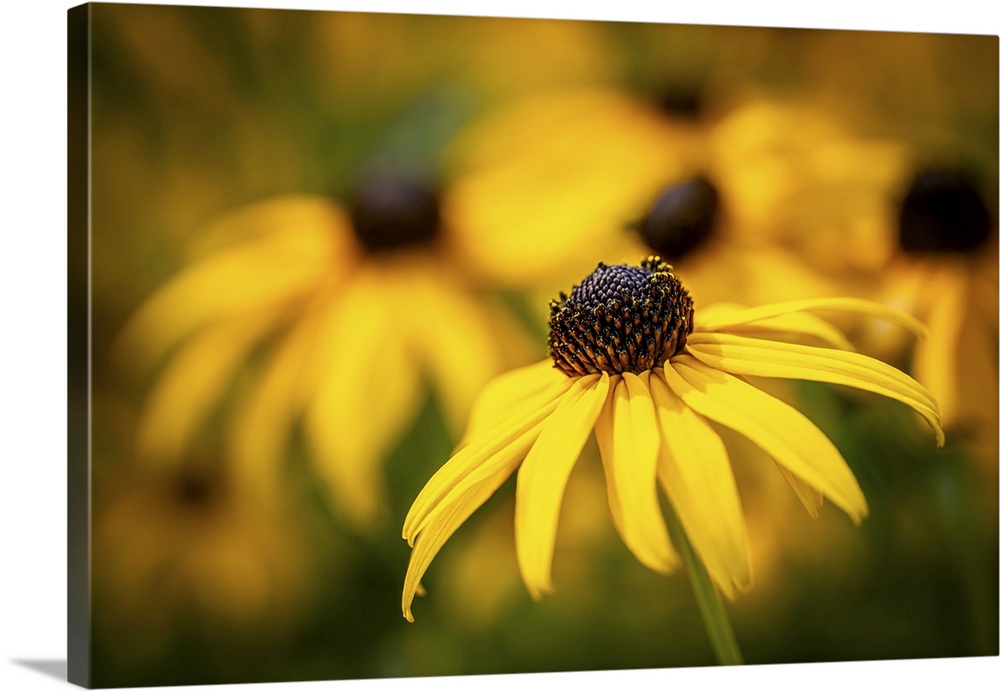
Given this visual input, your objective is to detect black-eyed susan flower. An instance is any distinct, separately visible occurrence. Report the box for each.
[444,88,908,312]
[871,167,997,469]
[92,467,320,668]
[443,87,704,294]
[621,95,915,307]
[401,256,944,623]
[115,171,535,529]
[622,173,841,308]
[706,96,913,275]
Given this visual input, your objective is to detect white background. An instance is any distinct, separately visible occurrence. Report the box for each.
[1,1,997,690]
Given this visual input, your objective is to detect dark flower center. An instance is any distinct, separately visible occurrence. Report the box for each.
[348,174,441,253]
[633,177,720,262]
[173,474,217,508]
[548,257,695,376]
[898,168,992,255]
[656,84,705,119]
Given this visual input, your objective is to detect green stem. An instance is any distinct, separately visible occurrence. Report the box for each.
[664,506,744,665]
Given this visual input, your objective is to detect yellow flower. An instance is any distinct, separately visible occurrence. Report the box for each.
[443,87,703,292]
[620,174,843,308]
[92,468,320,662]
[706,96,913,275]
[444,88,910,310]
[401,256,943,621]
[115,173,534,529]
[869,167,997,470]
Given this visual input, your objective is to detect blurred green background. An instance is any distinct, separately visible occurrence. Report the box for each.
[75,3,998,687]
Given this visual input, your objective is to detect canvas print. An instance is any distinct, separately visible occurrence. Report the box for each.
[68,3,999,688]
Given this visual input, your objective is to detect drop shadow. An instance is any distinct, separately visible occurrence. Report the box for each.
[12,659,67,682]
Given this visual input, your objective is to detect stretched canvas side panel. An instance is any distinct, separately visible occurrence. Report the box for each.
[68,3,92,688]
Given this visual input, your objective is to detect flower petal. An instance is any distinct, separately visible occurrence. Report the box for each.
[135,310,279,468]
[694,297,928,339]
[775,463,824,519]
[402,378,569,543]
[114,217,339,376]
[444,89,690,287]
[912,264,966,429]
[403,461,519,622]
[648,370,751,599]
[402,377,570,621]
[186,195,354,258]
[304,271,421,529]
[402,267,509,437]
[226,303,326,505]
[685,331,944,445]
[662,356,868,524]
[694,303,855,351]
[594,372,679,573]
[460,360,568,446]
[515,373,609,600]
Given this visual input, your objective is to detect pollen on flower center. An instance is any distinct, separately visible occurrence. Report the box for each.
[548,256,695,376]
[348,173,441,253]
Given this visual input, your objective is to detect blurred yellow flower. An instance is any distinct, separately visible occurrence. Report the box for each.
[871,167,998,468]
[443,88,702,293]
[444,88,909,310]
[402,257,943,621]
[115,173,534,529]
[707,96,913,274]
[620,174,841,308]
[92,469,319,660]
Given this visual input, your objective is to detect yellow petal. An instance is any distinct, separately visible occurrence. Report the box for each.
[402,379,569,621]
[648,370,751,599]
[304,271,421,529]
[912,266,966,429]
[460,360,568,445]
[594,372,679,574]
[515,373,609,600]
[402,268,510,437]
[685,331,944,446]
[186,195,354,258]
[135,310,279,469]
[444,89,691,287]
[225,304,326,505]
[694,297,927,339]
[775,463,825,519]
[592,377,623,526]
[694,303,855,351]
[403,381,569,542]
[944,282,1000,435]
[114,218,339,376]
[402,460,518,622]
[662,356,868,524]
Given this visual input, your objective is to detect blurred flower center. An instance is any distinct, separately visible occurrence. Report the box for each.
[347,174,441,253]
[172,473,219,509]
[634,177,721,262]
[548,256,694,376]
[655,83,705,119]
[898,168,993,255]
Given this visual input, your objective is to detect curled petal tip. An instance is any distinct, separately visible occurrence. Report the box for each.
[851,506,870,527]
[526,583,554,602]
